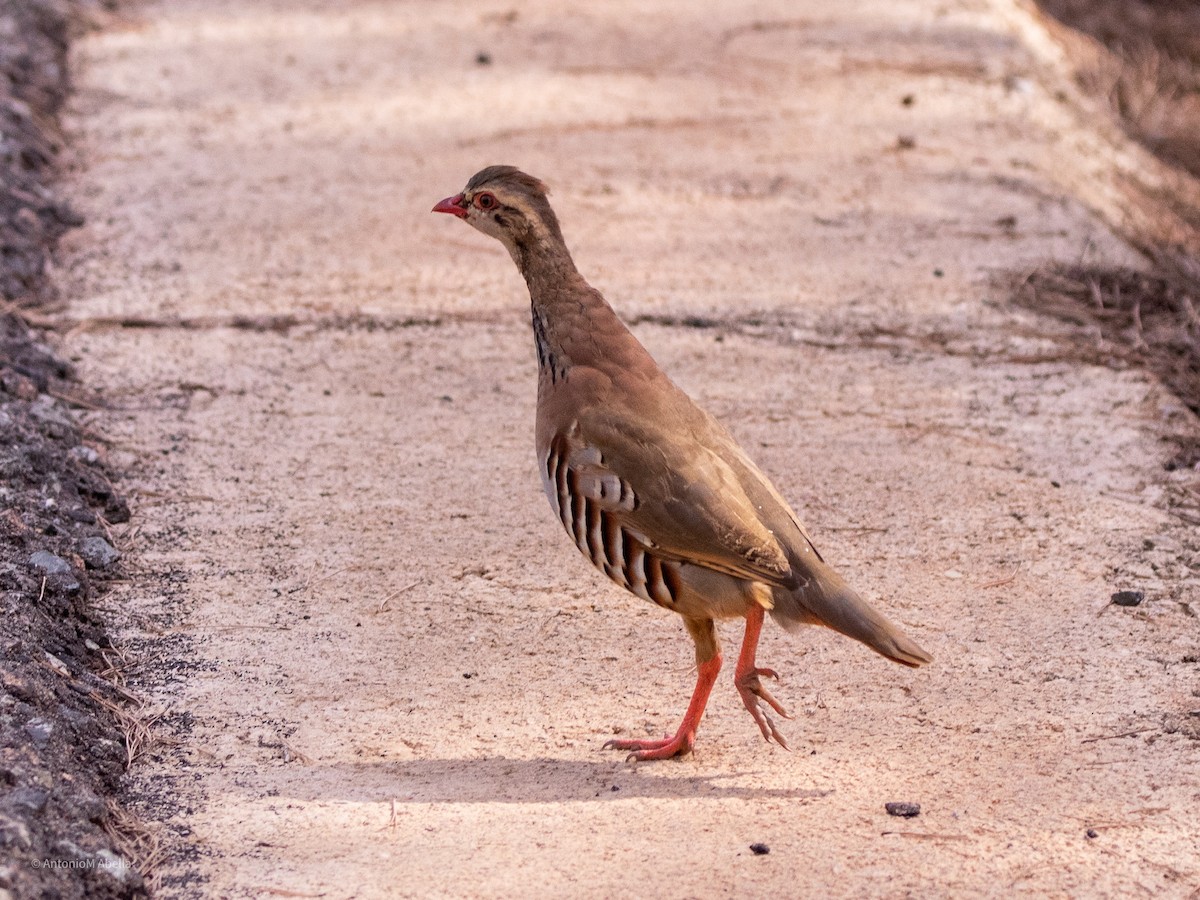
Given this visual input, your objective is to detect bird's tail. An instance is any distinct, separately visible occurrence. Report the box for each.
[770,562,931,668]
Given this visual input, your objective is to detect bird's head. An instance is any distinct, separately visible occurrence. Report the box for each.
[432,166,565,263]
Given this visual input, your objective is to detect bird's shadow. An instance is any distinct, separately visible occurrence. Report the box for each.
[254,756,832,806]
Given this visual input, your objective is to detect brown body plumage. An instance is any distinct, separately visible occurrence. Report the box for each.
[434,166,930,759]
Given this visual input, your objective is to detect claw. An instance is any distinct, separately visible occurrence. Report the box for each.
[737,667,792,719]
[603,734,670,752]
[604,731,696,761]
[736,668,793,749]
[733,607,793,749]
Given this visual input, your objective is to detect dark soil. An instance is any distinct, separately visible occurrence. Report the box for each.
[1,1,148,897]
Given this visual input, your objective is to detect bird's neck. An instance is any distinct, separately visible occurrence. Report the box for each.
[513,236,587,303]
[515,237,650,379]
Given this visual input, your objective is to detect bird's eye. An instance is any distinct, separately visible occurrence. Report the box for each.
[475,192,497,210]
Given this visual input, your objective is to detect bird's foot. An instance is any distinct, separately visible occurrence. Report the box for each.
[603,728,696,762]
[604,652,720,761]
[734,667,792,750]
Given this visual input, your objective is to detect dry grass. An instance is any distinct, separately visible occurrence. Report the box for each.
[1022,0,1200,475]
[90,642,172,891]
[88,689,166,769]
[1016,264,1200,469]
[1033,0,1200,280]
[103,798,168,895]
[1035,0,1200,180]
[92,643,177,768]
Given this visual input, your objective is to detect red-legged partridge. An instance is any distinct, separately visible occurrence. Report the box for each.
[434,166,931,760]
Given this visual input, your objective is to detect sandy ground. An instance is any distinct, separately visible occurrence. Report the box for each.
[57,0,1200,896]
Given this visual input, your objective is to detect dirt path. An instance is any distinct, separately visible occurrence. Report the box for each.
[60,0,1199,896]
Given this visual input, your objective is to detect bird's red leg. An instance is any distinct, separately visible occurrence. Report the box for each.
[604,617,721,761]
[604,655,721,761]
[734,604,792,749]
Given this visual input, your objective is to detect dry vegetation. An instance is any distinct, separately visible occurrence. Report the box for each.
[1036,0,1200,180]
[1018,267,1200,468]
[1026,0,1200,438]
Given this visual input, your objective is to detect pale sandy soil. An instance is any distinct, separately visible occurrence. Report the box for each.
[59,0,1200,896]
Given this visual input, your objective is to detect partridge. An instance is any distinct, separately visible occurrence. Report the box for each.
[433,166,931,760]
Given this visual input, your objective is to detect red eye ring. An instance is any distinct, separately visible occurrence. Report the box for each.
[475,192,497,210]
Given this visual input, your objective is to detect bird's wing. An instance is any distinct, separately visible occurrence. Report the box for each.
[716,432,825,566]
[547,409,798,588]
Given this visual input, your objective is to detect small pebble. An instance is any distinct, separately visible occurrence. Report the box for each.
[24,717,54,747]
[0,370,39,400]
[29,550,71,575]
[0,815,33,850]
[749,842,770,855]
[65,506,96,524]
[79,536,120,569]
[885,801,921,818]
[7,786,49,815]
[69,445,99,465]
[1005,75,1034,95]
[1085,828,1098,839]
[1111,590,1143,607]
[94,849,135,883]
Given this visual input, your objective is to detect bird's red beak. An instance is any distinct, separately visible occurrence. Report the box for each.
[432,193,469,219]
